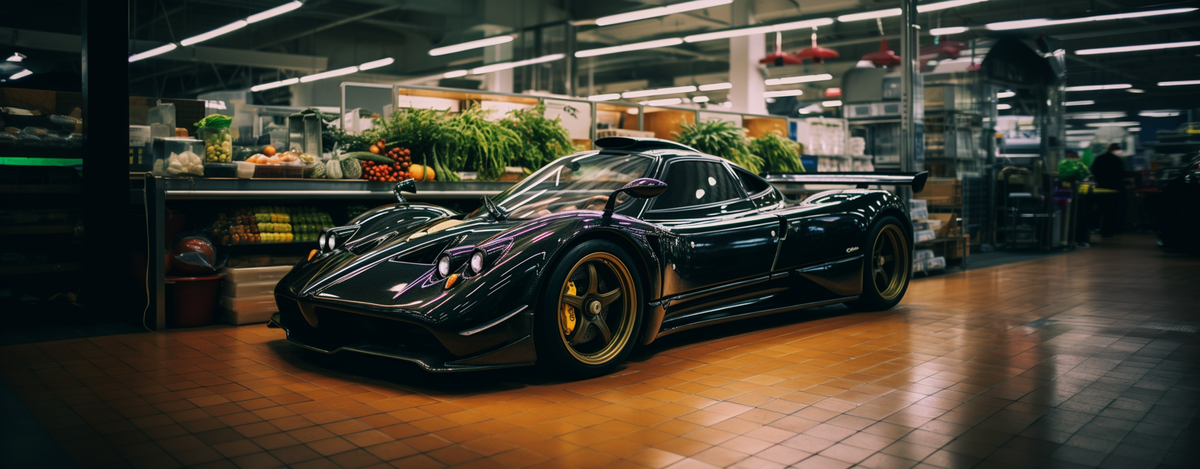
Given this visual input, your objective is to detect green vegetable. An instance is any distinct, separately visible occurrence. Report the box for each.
[304,162,326,179]
[673,120,763,173]
[194,114,233,130]
[341,158,362,179]
[346,151,393,164]
[1058,158,1090,183]
[326,159,343,179]
[749,131,804,173]
[499,104,575,172]
[440,104,521,181]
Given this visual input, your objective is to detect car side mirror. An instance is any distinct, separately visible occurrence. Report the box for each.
[603,178,668,217]
[394,179,417,204]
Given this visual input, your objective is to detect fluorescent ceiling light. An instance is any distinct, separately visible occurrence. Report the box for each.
[764,73,834,86]
[692,96,710,103]
[597,0,733,27]
[838,9,901,22]
[1126,88,1144,93]
[299,66,358,83]
[575,38,684,58]
[588,93,622,101]
[430,35,515,57]
[623,85,697,98]
[1139,110,1180,117]
[128,43,177,62]
[471,54,564,74]
[7,53,25,62]
[641,97,684,106]
[358,58,394,71]
[764,89,804,98]
[698,82,732,91]
[919,0,989,13]
[987,7,1196,31]
[1086,121,1139,127]
[822,100,843,107]
[443,70,469,79]
[1066,129,1095,134]
[247,1,303,23]
[1066,136,1093,141]
[997,91,1016,98]
[1065,100,1094,106]
[996,103,1012,110]
[1064,84,1130,91]
[684,18,833,43]
[930,27,969,35]
[10,69,32,80]
[1066,112,1126,119]
[1159,79,1200,87]
[1077,41,1200,56]
[1128,127,1141,132]
[180,20,247,46]
[250,77,299,92]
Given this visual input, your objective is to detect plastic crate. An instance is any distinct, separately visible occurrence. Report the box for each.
[220,280,279,298]
[220,265,292,283]
[219,295,278,325]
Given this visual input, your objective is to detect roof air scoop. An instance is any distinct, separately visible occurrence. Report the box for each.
[594,137,700,153]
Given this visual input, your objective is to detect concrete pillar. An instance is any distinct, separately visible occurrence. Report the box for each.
[728,0,766,114]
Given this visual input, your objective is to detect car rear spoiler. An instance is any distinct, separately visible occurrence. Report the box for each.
[761,171,930,194]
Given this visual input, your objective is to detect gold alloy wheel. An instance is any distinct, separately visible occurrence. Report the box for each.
[556,252,636,365]
[871,224,909,301]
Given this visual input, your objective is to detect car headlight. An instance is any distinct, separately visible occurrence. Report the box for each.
[436,254,452,277]
[469,251,485,274]
[318,232,328,252]
[325,234,338,251]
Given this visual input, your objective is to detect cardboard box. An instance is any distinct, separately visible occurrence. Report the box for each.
[929,213,960,238]
[915,178,961,206]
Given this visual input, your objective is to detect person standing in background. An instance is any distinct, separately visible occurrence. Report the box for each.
[1090,143,1128,238]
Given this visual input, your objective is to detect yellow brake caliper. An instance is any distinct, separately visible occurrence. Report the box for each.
[561,281,577,335]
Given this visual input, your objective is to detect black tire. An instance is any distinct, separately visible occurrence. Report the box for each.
[535,240,644,379]
[847,216,911,311]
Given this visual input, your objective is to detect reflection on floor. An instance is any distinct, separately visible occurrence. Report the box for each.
[1,233,1197,469]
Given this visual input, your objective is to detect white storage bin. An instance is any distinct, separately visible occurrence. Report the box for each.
[219,295,278,325]
[910,208,929,221]
[914,229,936,244]
[926,256,946,271]
[914,249,935,261]
[220,265,292,283]
[220,280,279,298]
[909,199,927,211]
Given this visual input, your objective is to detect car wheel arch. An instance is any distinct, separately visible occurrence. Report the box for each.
[531,229,658,349]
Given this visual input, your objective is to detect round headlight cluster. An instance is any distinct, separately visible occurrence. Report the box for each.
[469,251,485,274]
[318,232,328,252]
[436,255,452,278]
[325,235,337,251]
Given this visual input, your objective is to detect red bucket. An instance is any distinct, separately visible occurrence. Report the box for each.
[165,275,221,327]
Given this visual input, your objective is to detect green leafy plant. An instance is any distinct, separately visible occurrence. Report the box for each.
[750,131,804,173]
[673,120,763,173]
[499,104,575,171]
[441,104,521,181]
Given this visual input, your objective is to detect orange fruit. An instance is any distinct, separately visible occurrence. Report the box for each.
[263,145,276,156]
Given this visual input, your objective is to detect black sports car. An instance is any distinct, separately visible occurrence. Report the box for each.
[1155,152,1200,252]
[271,137,927,377]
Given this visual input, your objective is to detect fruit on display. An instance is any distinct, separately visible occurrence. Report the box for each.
[195,115,234,163]
[245,151,311,165]
[212,206,334,245]
[262,145,276,157]
[304,162,327,179]
[356,139,417,182]
[325,158,343,179]
[156,151,204,176]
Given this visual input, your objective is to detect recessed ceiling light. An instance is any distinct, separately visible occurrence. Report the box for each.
[1159,79,1200,87]
[1064,84,1131,92]
[1076,40,1200,55]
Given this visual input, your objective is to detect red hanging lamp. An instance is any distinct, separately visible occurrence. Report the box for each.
[760,31,804,66]
[920,37,967,61]
[794,28,839,64]
[862,39,902,67]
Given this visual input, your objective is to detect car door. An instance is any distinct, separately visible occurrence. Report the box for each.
[645,159,780,314]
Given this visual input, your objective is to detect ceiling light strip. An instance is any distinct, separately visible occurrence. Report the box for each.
[1159,79,1200,87]
[698,82,733,91]
[623,85,697,99]
[596,0,733,27]
[684,18,833,43]
[1064,100,1094,106]
[764,73,833,86]
[247,1,303,24]
[987,7,1197,31]
[1076,40,1200,55]
[764,89,804,98]
[128,43,178,63]
[471,54,564,75]
[575,38,684,58]
[1064,84,1131,92]
[429,35,515,57]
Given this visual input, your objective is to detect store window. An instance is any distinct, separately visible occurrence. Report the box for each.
[732,167,772,195]
[651,160,742,211]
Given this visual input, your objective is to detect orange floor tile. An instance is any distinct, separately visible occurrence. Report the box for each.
[3,234,1198,469]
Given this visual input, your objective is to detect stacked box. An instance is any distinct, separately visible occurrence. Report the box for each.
[218,265,290,325]
[913,178,962,206]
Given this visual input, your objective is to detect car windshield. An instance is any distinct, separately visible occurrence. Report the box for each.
[478,152,654,220]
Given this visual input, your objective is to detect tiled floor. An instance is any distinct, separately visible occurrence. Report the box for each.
[3,234,1198,469]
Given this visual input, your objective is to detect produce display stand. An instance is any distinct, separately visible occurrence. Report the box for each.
[131,173,515,330]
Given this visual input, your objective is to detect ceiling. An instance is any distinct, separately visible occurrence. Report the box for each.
[0,0,1197,118]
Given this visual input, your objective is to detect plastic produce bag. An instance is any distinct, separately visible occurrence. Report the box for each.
[170,235,221,274]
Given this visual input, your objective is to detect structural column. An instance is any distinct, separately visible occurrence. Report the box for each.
[728,0,766,114]
[899,0,921,201]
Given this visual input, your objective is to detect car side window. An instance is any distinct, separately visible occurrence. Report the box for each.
[651,160,743,211]
[733,167,772,195]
